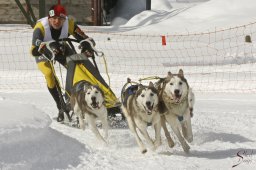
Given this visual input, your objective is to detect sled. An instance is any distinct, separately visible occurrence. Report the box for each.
[42,38,122,123]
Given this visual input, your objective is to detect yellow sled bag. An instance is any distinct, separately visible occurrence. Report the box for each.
[66,54,119,108]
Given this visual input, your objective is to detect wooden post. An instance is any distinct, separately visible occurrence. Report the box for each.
[15,0,35,28]
[92,0,103,26]
[98,0,102,25]
[39,0,46,19]
[25,0,37,23]
[93,0,98,26]
[146,0,151,10]
[245,35,252,43]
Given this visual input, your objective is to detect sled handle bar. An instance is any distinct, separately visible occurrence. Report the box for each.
[55,38,103,56]
[54,38,80,54]
[56,38,80,44]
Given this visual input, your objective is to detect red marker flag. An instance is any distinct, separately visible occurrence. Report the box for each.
[162,35,166,46]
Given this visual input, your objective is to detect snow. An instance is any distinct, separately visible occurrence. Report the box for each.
[111,0,256,33]
[0,0,256,170]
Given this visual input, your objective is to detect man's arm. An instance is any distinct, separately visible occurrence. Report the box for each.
[31,23,45,56]
[68,18,88,41]
[68,18,96,57]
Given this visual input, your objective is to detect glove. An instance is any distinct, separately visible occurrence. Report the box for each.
[88,37,96,46]
[49,41,65,56]
[38,41,65,60]
[38,42,53,60]
[79,38,96,57]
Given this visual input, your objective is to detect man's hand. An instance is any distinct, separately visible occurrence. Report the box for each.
[38,42,46,54]
[79,38,96,57]
[37,42,54,60]
[49,42,65,56]
[37,41,64,60]
[84,50,94,57]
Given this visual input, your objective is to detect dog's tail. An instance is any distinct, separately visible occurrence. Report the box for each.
[188,88,195,117]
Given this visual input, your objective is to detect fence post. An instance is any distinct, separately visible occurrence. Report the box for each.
[14,0,35,28]
[98,0,102,25]
[93,0,98,26]
[25,0,37,23]
[245,35,252,43]
[39,0,46,19]
[146,0,151,10]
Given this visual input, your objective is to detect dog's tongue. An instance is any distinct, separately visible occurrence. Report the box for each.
[91,102,99,108]
[148,105,153,111]
[174,95,181,103]
[147,105,154,114]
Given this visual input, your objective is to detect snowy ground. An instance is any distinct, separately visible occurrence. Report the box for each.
[0,91,256,170]
[1,0,256,170]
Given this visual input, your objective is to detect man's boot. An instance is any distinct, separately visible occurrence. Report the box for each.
[48,86,64,122]
[57,109,65,122]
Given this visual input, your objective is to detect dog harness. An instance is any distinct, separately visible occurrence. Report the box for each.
[123,85,138,108]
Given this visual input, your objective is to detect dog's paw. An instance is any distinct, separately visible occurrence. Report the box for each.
[104,132,108,140]
[149,141,160,151]
[148,141,156,150]
[187,135,193,143]
[80,123,86,130]
[166,137,175,148]
[153,140,161,150]
[141,149,147,154]
[181,141,190,153]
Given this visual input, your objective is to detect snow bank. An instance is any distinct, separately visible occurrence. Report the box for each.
[124,0,256,33]
[0,99,51,143]
[0,98,88,170]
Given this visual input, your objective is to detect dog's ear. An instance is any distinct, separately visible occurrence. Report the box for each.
[164,72,172,82]
[96,85,104,98]
[178,69,184,78]
[127,77,131,83]
[166,71,172,81]
[167,71,172,76]
[149,81,154,88]
[138,84,144,89]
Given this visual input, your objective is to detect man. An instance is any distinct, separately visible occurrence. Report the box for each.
[31,4,120,122]
[30,4,91,122]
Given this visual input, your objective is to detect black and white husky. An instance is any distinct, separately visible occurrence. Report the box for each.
[158,69,195,153]
[70,80,108,144]
[121,82,162,154]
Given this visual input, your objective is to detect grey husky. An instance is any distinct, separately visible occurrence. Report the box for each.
[158,69,195,153]
[121,82,162,154]
[70,80,108,144]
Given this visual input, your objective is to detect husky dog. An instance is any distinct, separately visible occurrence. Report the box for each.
[158,69,195,153]
[121,82,162,154]
[70,80,108,144]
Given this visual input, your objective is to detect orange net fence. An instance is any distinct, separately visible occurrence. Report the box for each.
[0,22,256,94]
